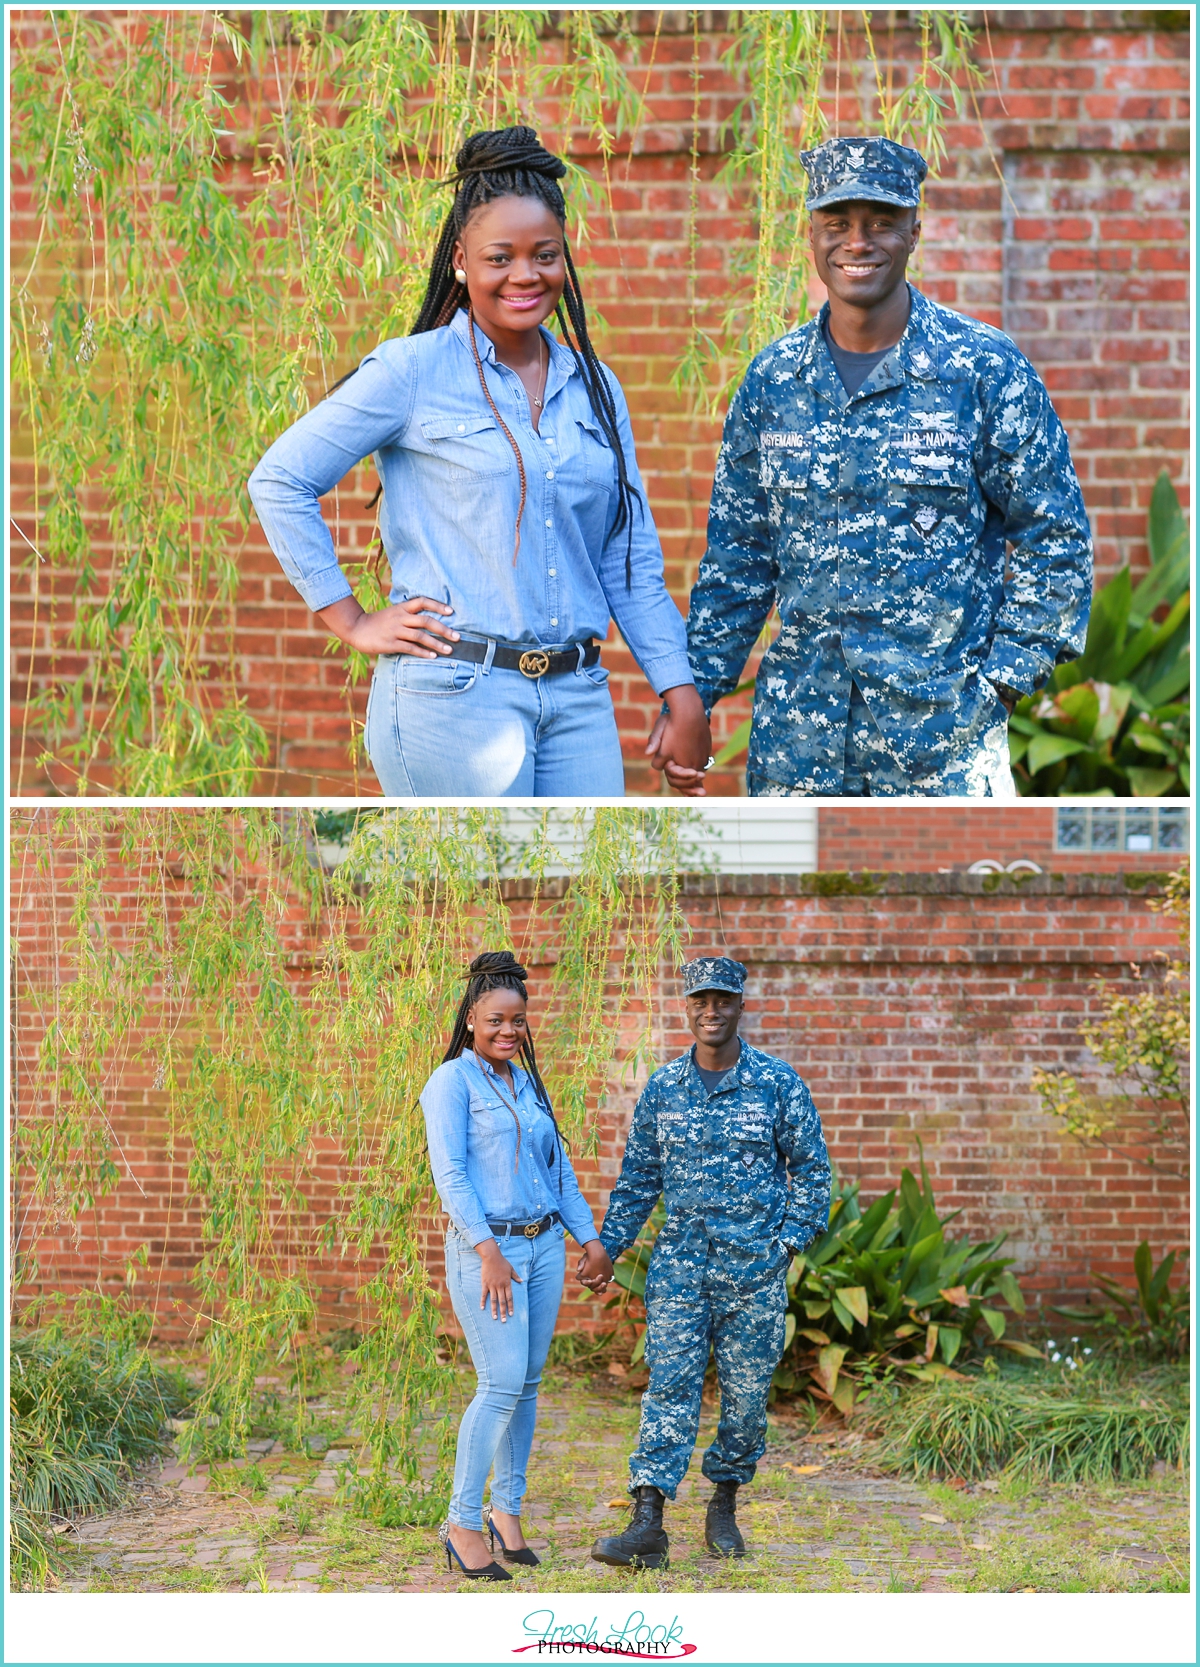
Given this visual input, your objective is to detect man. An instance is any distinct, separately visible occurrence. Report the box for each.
[584,957,829,1568]
[668,135,1093,797]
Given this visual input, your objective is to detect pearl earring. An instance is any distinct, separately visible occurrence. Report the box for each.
[454,268,467,285]
[467,1023,474,1031]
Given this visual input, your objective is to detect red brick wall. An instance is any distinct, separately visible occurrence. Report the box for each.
[14,869,1187,1340]
[816,805,1189,874]
[9,10,1191,796]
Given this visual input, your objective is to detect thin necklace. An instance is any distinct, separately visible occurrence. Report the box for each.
[531,333,548,409]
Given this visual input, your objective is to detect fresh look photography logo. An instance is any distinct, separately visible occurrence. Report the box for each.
[513,1610,697,1659]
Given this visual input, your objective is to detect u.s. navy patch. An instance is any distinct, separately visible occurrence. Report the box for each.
[893,424,969,454]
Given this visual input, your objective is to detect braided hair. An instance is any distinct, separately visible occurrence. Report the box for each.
[411,126,641,586]
[444,950,564,1172]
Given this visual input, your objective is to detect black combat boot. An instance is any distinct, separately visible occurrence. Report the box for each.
[704,1480,746,1558]
[590,1486,670,1570]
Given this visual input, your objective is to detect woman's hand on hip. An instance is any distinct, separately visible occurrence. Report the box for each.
[645,684,712,797]
[475,1239,522,1320]
[575,1239,615,1294]
[314,594,461,657]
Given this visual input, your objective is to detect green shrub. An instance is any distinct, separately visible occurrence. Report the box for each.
[608,1161,1033,1416]
[1056,1241,1190,1363]
[9,1321,187,1589]
[778,1158,1031,1415]
[1010,471,1190,796]
[877,1367,1189,1484]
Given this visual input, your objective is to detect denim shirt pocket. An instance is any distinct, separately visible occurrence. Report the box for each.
[465,1087,520,1180]
[418,414,515,481]
[574,416,616,492]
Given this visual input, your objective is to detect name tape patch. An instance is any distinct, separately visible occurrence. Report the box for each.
[761,431,810,449]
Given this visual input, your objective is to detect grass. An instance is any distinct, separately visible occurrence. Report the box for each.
[544,1330,616,1372]
[874,1361,1189,1485]
[35,1340,1192,1598]
[10,1322,188,1590]
[276,1497,316,1538]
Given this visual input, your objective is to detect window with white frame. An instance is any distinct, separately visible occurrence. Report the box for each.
[1055,805,1190,854]
[496,806,819,874]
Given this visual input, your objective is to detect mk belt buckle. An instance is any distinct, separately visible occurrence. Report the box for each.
[523,1221,541,1238]
[518,649,551,679]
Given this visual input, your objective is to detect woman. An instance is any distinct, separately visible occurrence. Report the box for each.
[421,951,614,1580]
[248,126,711,797]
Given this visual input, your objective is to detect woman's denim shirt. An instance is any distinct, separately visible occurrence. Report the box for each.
[421,1050,598,1247]
[247,308,692,695]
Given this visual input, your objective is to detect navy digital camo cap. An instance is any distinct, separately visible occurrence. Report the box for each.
[801,135,928,212]
[682,956,748,998]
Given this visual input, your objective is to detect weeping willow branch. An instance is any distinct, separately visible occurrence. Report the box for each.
[12,12,987,786]
[677,9,986,415]
[11,12,641,795]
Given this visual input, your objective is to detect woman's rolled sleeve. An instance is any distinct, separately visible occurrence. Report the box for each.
[420,1065,493,1246]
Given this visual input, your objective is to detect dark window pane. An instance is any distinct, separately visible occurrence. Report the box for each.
[1057,810,1088,850]
[1158,810,1189,851]
[1091,809,1120,851]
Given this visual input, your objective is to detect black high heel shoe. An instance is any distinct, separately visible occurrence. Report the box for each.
[487,1512,541,1567]
[439,1520,511,1581]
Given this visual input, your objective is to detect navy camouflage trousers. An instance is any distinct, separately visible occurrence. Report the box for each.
[747,680,1015,798]
[629,1263,788,1498]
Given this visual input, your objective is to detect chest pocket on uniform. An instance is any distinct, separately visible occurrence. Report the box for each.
[733,1131,774,1178]
[419,415,514,479]
[887,424,973,539]
[888,425,971,488]
[656,1112,690,1162]
[759,441,812,494]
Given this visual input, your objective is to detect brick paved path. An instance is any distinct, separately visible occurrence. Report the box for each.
[51,1378,1186,1596]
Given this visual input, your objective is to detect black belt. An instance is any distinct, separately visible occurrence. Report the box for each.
[451,639,600,679]
[486,1212,560,1239]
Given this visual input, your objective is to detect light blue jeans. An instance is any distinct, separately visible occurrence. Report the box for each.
[444,1223,566,1528]
[365,648,626,797]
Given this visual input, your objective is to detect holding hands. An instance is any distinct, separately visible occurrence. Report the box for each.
[576,1239,615,1294]
[645,684,713,797]
[475,1236,614,1315]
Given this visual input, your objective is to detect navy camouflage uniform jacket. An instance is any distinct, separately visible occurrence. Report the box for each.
[599,1042,830,1296]
[687,286,1093,792]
